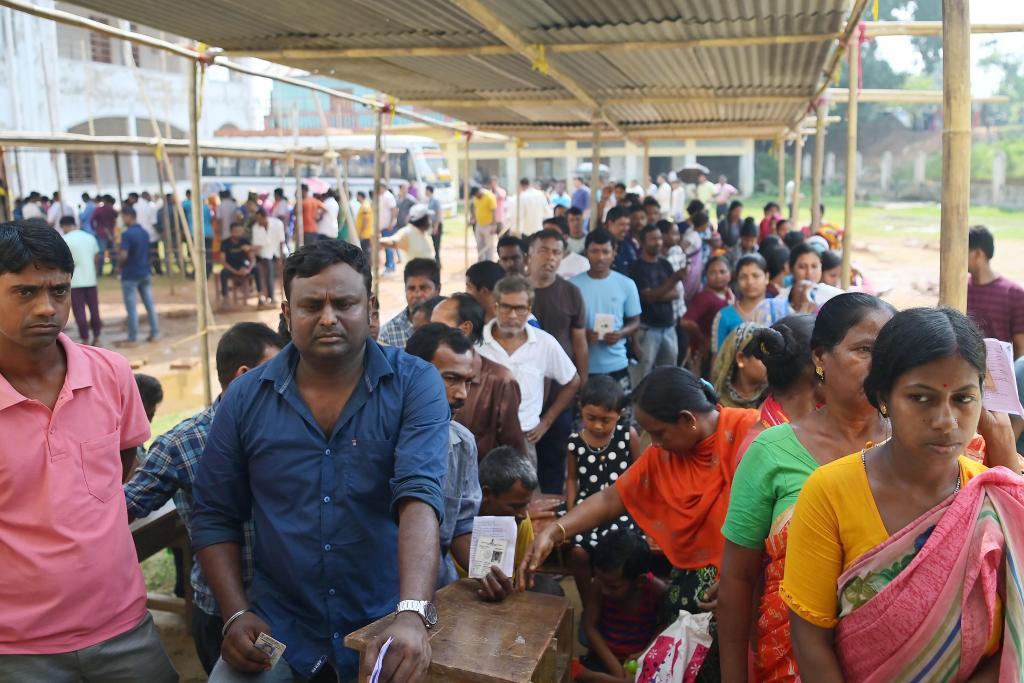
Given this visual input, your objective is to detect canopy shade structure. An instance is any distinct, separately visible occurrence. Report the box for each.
[61,0,866,139]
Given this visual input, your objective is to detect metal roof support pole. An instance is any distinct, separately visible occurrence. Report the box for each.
[291,104,304,250]
[810,101,829,232]
[939,0,971,312]
[463,133,472,269]
[187,60,212,407]
[589,129,601,230]
[791,135,804,224]
[372,110,384,303]
[642,140,650,195]
[842,40,860,290]
[776,139,786,209]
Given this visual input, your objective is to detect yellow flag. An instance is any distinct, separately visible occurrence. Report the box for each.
[872,0,879,21]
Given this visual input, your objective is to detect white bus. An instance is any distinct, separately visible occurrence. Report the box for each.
[200,134,456,214]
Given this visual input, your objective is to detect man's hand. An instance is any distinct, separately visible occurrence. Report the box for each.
[363,612,432,683]
[478,566,514,602]
[603,329,626,345]
[221,611,273,673]
[526,415,553,444]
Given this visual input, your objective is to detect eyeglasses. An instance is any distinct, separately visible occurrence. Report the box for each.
[497,302,530,316]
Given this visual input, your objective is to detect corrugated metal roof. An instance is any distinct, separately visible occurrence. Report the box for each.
[64,0,858,136]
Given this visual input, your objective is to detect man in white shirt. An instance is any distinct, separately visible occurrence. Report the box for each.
[46,191,75,229]
[316,191,340,240]
[505,178,551,237]
[626,180,646,198]
[21,193,45,220]
[670,178,687,223]
[251,209,286,305]
[476,275,580,470]
[654,174,672,219]
[694,172,717,206]
[60,215,103,345]
[377,182,399,273]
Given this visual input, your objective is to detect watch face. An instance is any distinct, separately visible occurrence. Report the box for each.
[423,602,438,625]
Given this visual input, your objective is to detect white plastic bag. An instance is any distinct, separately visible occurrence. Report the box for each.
[635,610,714,683]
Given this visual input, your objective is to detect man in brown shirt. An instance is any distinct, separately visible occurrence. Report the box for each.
[431,293,525,458]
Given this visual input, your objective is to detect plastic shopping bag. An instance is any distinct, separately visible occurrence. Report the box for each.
[635,610,714,683]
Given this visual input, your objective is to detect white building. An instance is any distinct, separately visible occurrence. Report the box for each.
[0,1,264,204]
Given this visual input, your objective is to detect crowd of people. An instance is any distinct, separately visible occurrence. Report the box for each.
[2,157,1024,683]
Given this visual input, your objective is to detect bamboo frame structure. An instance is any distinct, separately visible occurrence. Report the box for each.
[827,87,1006,104]
[776,139,786,208]
[642,140,650,191]
[939,0,972,312]
[810,101,829,232]
[187,62,212,406]
[403,94,810,109]
[463,134,471,269]
[514,138,522,236]
[842,39,859,290]
[791,135,804,223]
[863,20,1023,37]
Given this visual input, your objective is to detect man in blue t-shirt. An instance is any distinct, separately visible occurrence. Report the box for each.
[183,189,214,278]
[117,206,160,345]
[570,228,641,394]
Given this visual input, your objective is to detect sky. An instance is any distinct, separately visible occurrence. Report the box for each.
[874,1,1024,95]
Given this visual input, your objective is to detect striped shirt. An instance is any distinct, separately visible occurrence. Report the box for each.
[598,572,661,660]
[123,399,255,616]
[967,276,1024,345]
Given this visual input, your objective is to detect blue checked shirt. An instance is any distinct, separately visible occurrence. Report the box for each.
[191,340,448,679]
[123,398,255,617]
[378,309,414,348]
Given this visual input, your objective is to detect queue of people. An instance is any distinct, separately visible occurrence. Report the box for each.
[2,162,1024,683]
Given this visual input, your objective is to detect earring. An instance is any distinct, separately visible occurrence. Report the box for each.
[880,404,888,417]
[815,366,825,381]
[737,362,745,369]
[691,424,697,431]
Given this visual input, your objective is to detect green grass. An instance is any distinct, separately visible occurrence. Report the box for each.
[141,550,178,594]
[747,193,1024,242]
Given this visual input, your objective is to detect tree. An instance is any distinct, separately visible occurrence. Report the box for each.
[979,50,1024,123]
[866,0,943,74]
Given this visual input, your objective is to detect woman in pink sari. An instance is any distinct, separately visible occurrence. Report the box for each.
[782,307,1024,682]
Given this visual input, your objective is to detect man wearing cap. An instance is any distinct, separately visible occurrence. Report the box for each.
[380,204,436,262]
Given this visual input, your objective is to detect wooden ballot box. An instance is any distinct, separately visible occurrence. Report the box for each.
[345,579,573,683]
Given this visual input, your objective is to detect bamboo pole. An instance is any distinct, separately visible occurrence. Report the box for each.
[79,39,101,196]
[939,0,972,312]
[826,87,1006,104]
[37,36,64,207]
[291,105,304,250]
[113,152,124,205]
[642,140,650,194]
[791,135,803,223]
[589,128,601,230]
[810,101,828,232]
[228,32,842,61]
[463,133,471,268]
[842,40,860,290]
[514,138,522,236]
[776,138,786,208]
[155,156,173,291]
[310,89,357,245]
[372,110,384,302]
[403,94,809,109]
[187,61,211,407]
[863,20,1022,37]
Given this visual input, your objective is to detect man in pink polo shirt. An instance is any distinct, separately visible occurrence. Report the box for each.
[0,222,176,681]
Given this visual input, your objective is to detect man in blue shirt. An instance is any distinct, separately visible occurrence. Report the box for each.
[605,205,638,275]
[117,206,160,345]
[78,192,96,234]
[570,228,641,393]
[123,322,285,674]
[193,240,448,683]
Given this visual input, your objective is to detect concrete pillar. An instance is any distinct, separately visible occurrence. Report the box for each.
[825,151,836,185]
[739,145,755,198]
[564,140,577,190]
[625,142,639,184]
[856,151,863,180]
[880,151,893,192]
[993,152,1006,204]
[802,153,812,180]
[914,150,927,186]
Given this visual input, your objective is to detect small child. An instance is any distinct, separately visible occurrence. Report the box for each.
[576,530,666,683]
[566,376,640,601]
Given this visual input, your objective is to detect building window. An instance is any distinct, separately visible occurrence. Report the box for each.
[66,153,95,184]
[128,24,140,66]
[89,16,112,63]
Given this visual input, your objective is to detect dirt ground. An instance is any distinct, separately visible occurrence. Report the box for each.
[115,221,1021,680]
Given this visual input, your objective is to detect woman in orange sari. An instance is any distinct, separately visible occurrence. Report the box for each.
[519,367,759,681]
[717,293,895,682]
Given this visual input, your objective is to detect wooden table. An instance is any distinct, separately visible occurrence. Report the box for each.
[130,500,193,621]
[345,580,573,683]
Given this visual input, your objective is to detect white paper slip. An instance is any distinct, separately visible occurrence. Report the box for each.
[594,313,616,340]
[983,338,1024,416]
[254,632,286,669]
[468,516,518,579]
[369,636,394,683]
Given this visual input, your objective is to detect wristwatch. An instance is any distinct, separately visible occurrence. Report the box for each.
[396,600,438,629]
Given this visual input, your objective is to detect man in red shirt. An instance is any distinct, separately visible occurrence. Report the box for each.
[90,194,119,275]
[967,225,1024,358]
[299,184,325,241]
[0,222,176,680]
